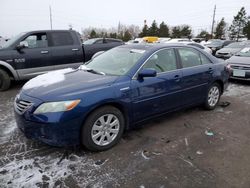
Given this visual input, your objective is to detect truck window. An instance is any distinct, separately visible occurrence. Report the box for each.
[51,32,74,46]
[21,33,48,48]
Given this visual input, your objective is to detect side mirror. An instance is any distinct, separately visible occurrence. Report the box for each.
[16,41,28,50]
[137,68,157,79]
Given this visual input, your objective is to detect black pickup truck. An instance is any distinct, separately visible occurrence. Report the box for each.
[0,30,124,91]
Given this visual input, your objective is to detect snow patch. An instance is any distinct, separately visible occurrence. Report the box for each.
[23,68,74,89]
[0,154,118,187]
[224,83,250,97]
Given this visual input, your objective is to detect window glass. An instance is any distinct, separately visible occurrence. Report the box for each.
[51,32,74,46]
[22,33,48,48]
[95,39,103,44]
[143,49,177,73]
[178,48,202,68]
[200,53,212,65]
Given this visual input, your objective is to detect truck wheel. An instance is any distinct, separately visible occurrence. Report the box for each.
[0,69,11,91]
[81,106,125,151]
[204,83,221,110]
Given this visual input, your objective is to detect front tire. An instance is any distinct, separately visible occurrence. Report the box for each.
[0,69,11,91]
[204,83,221,110]
[81,106,125,151]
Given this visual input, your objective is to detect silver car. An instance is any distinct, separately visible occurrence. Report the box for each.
[216,41,250,59]
[227,47,250,80]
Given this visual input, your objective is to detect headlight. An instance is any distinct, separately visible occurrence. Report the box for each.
[34,100,81,114]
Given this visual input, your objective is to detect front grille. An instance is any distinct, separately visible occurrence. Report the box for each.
[231,65,250,70]
[14,100,33,114]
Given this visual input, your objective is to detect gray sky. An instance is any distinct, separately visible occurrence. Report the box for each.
[0,0,250,38]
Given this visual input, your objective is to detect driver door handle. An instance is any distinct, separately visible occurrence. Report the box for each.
[41,50,49,54]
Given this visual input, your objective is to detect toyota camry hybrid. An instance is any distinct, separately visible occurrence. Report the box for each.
[14,44,229,151]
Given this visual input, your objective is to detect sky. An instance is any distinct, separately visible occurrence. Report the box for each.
[0,0,250,38]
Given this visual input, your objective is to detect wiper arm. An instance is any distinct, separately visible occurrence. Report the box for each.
[87,69,106,75]
[79,65,105,75]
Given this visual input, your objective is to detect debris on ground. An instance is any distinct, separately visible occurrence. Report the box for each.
[205,130,214,136]
[184,122,192,128]
[184,138,189,146]
[141,150,150,160]
[219,101,231,108]
[196,151,203,155]
[178,156,194,167]
[94,159,108,166]
[141,150,162,160]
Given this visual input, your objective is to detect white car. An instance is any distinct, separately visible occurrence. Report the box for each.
[166,40,212,54]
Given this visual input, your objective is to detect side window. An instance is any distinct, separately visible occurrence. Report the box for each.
[200,53,212,65]
[51,32,74,46]
[94,39,103,44]
[143,49,177,73]
[22,33,48,48]
[178,48,202,68]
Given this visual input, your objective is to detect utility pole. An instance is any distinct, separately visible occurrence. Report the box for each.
[49,5,53,30]
[211,5,216,39]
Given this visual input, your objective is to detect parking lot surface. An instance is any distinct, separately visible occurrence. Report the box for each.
[0,81,250,188]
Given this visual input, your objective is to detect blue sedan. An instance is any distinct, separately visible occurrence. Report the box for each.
[14,44,229,151]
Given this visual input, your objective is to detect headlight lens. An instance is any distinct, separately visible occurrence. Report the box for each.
[34,100,81,114]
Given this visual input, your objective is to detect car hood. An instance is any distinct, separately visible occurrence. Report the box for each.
[227,55,250,65]
[22,68,119,101]
[217,48,240,54]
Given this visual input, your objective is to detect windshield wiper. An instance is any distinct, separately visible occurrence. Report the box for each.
[78,65,105,75]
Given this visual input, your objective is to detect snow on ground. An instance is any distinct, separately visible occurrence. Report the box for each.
[224,83,250,97]
[23,68,75,89]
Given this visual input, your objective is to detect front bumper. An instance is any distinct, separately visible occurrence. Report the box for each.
[229,66,250,81]
[14,93,84,147]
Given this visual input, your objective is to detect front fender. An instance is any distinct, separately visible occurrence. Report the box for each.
[0,60,19,80]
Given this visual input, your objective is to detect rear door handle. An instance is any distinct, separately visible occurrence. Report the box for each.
[174,75,181,82]
[72,48,79,51]
[208,67,214,74]
[41,50,48,54]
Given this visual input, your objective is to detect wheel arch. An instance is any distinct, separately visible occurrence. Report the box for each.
[0,60,19,80]
[82,102,130,130]
[213,79,224,94]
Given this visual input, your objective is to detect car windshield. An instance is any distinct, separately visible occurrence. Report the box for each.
[2,32,26,49]
[225,42,246,48]
[83,39,98,45]
[83,47,145,76]
[236,47,250,57]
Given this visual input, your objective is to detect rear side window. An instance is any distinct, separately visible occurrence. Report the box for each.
[143,48,177,73]
[178,48,201,68]
[51,32,74,46]
[178,48,212,68]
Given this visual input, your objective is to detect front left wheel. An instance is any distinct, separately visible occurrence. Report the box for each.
[81,106,125,151]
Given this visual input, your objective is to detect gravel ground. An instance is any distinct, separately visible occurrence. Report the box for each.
[0,80,250,188]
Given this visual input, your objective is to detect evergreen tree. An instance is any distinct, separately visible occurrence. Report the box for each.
[123,30,132,41]
[90,29,98,38]
[196,30,210,39]
[214,18,227,39]
[158,22,170,37]
[109,33,117,39]
[172,25,192,38]
[139,24,149,37]
[148,20,159,36]
[243,18,250,39]
[229,7,248,41]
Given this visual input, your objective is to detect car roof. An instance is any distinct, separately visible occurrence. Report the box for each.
[121,43,194,51]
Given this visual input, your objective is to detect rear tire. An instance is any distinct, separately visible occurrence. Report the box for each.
[204,83,221,110]
[81,106,125,151]
[0,69,11,91]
